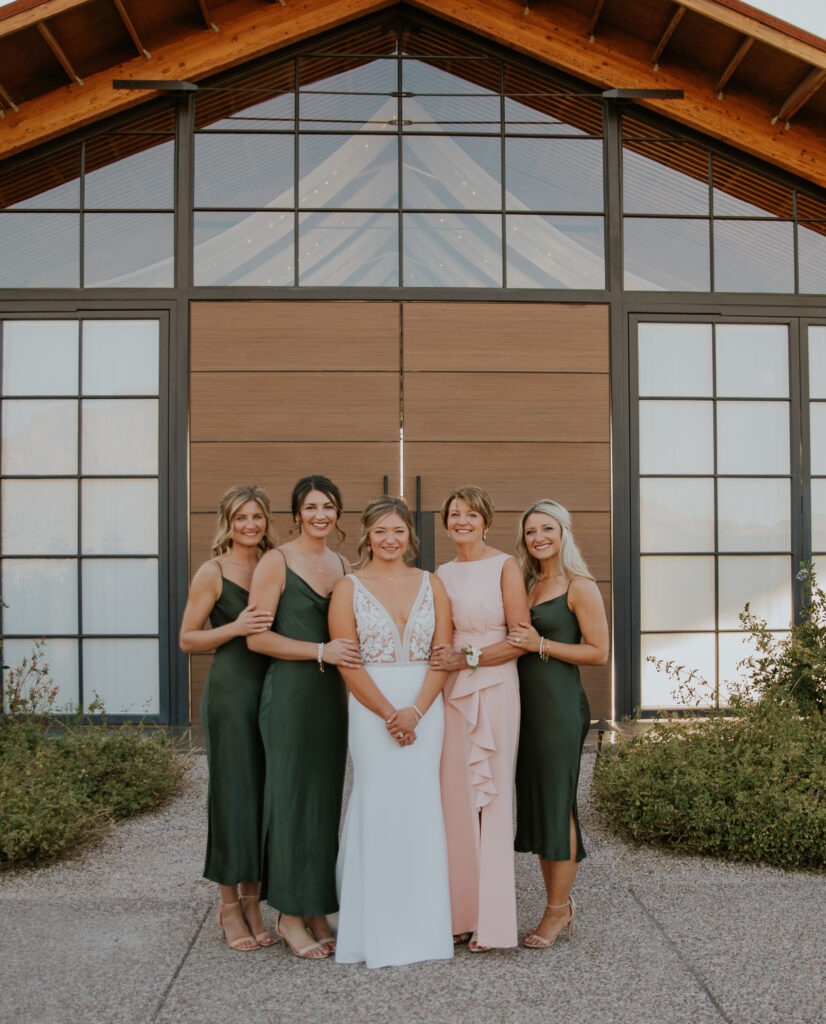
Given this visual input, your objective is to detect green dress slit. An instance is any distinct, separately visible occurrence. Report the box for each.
[259,567,348,916]
[515,594,590,863]
[201,574,269,885]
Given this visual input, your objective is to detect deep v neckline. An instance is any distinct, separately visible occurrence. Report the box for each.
[352,573,429,660]
[285,565,334,601]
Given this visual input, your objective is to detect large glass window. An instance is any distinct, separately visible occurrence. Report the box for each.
[1,319,162,715]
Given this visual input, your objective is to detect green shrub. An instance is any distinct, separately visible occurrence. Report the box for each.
[592,701,826,871]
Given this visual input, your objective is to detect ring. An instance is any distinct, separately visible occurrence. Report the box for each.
[397,732,404,738]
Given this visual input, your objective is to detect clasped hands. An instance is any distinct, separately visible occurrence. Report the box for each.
[385,706,417,747]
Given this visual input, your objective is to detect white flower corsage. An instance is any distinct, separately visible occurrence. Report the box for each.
[461,644,482,673]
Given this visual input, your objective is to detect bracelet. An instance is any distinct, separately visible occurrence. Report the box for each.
[410,704,423,722]
[539,637,550,662]
[461,644,482,673]
[317,642,325,672]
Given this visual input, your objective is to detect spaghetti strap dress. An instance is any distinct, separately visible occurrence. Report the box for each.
[258,566,348,915]
[514,592,590,862]
[201,569,269,885]
[437,553,520,949]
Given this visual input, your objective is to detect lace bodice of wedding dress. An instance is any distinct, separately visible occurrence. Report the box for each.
[351,572,434,664]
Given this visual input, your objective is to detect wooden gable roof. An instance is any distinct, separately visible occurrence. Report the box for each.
[1,0,825,192]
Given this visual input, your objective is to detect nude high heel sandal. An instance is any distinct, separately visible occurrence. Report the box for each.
[217,900,260,952]
[522,896,576,949]
[239,891,277,947]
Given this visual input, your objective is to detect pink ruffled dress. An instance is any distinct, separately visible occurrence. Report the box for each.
[437,552,519,948]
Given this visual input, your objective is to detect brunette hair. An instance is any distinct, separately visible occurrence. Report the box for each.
[210,484,277,557]
[356,496,420,567]
[515,499,593,592]
[290,475,345,544]
[439,485,495,529]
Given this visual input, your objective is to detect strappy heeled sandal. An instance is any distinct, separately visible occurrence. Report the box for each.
[275,912,331,960]
[522,896,576,949]
[304,916,336,952]
[217,900,260,952]
[239,891,277,947]
[468,932,490,952]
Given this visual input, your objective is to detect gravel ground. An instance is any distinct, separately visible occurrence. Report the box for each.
[1,753,824,1024]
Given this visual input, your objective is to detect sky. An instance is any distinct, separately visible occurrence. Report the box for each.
[0,0,825,39]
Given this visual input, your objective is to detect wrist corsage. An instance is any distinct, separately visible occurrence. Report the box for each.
[461,644,482,673]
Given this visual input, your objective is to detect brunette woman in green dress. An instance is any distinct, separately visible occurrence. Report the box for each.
[179,483,277,952]
[507,500,609,949]
[248,476,361,960]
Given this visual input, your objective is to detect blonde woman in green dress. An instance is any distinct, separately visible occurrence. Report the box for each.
[507,499,608,949]
[179,484,277,951]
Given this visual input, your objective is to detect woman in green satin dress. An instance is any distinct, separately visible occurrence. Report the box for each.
[507,499,609,950]
[180,483,277,952]
[247,475,361,960]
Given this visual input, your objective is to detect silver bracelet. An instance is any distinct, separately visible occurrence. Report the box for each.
[317,642,325,672]
[410,704,423,722]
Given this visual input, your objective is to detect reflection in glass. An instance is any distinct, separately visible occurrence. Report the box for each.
[2,638,79,709]
[504,96,599,136]
[301,58,397,93]
[84,214,173,287]
[506,216,604,289]
[808,327,826,399]
[81,399,158,475]
[403,136,500,210]
[712,155,793,217]
[717,478,790,552]
[82,321,159,396]
[716,401,789,474]
[713,221,794,293]
[2,559,78,633]
[506,139,603,212]
[196,81,294,132]
[403,213,501,287]
[83,638,159,714]
[3,146,81,210]
[300,92,398,131]
[715,324,788,397]
[403,94,501,131]
[799,224,826,295]
[299,133,397,209]
[638,322,712,397]
[402,59,497,95]
[812,479,826,551]
[718,555,790,629]
[639,400,714,474]
[298,212,398,286]
[2,400,78,474]
[639,478,714,553]
[81,479,158,555]
[2,480,78,555]
[640,632,716,708]
[623,144,709,215]
[624,218,710,291]
[3,321,78,396]
[85,139,174,210]
[194,212,294,286]
[82,559,158,634]
[195,134,294,208]
[0,213,79,288]
[640,556,715,631]
[811,404,826,475]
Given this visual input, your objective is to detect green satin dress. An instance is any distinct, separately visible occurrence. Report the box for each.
[259,567,348,916]
[515,594,590,863]
[201,573,269,885]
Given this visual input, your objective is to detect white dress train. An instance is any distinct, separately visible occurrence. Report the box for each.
[335,572,453,968]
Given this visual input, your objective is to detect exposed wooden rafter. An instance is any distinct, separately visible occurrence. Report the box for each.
[651,6,685,68]
[37,21,84,85]
[111,0,151,58]
[585,0,607,41]
[195,0,219,32]
[0,82,20,114]
[772,66,826,125]
[715,35,752,97]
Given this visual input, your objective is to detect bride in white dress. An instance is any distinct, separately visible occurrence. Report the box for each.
[328,496,454,968]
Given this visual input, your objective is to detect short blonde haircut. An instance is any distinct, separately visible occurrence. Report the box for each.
[515,499,593,592]
[210,484,277,557]
[440,486,495,529]
[356,496,420,567]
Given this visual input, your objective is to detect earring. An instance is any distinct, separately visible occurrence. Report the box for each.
[483,530,487,540]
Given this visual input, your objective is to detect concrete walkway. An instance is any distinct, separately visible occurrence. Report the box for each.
[1,753,823,1024]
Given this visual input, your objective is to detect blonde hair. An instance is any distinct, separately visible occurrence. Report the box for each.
[515,499,593,592]
[210,484,277,557]
[356,496,420,567]
[440,485,495,529]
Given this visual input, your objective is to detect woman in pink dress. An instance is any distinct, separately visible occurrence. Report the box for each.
[430,485,530,951]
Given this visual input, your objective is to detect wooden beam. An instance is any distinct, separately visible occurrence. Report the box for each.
[111,0,151,58]
[585,0,607,40]
[0,82,20,113]
[715,35,753,97]
[772,67,826,125]
[0,0,93,39]
[651,6,685,68]
[37,21,84,85]
[195,0,219,33]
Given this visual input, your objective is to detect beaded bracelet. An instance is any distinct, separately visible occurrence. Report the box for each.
[409,704,424,722]
[317,642,325,672]
[539,637,551,662]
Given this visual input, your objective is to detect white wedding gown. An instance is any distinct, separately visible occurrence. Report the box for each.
[335,572,453,968]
